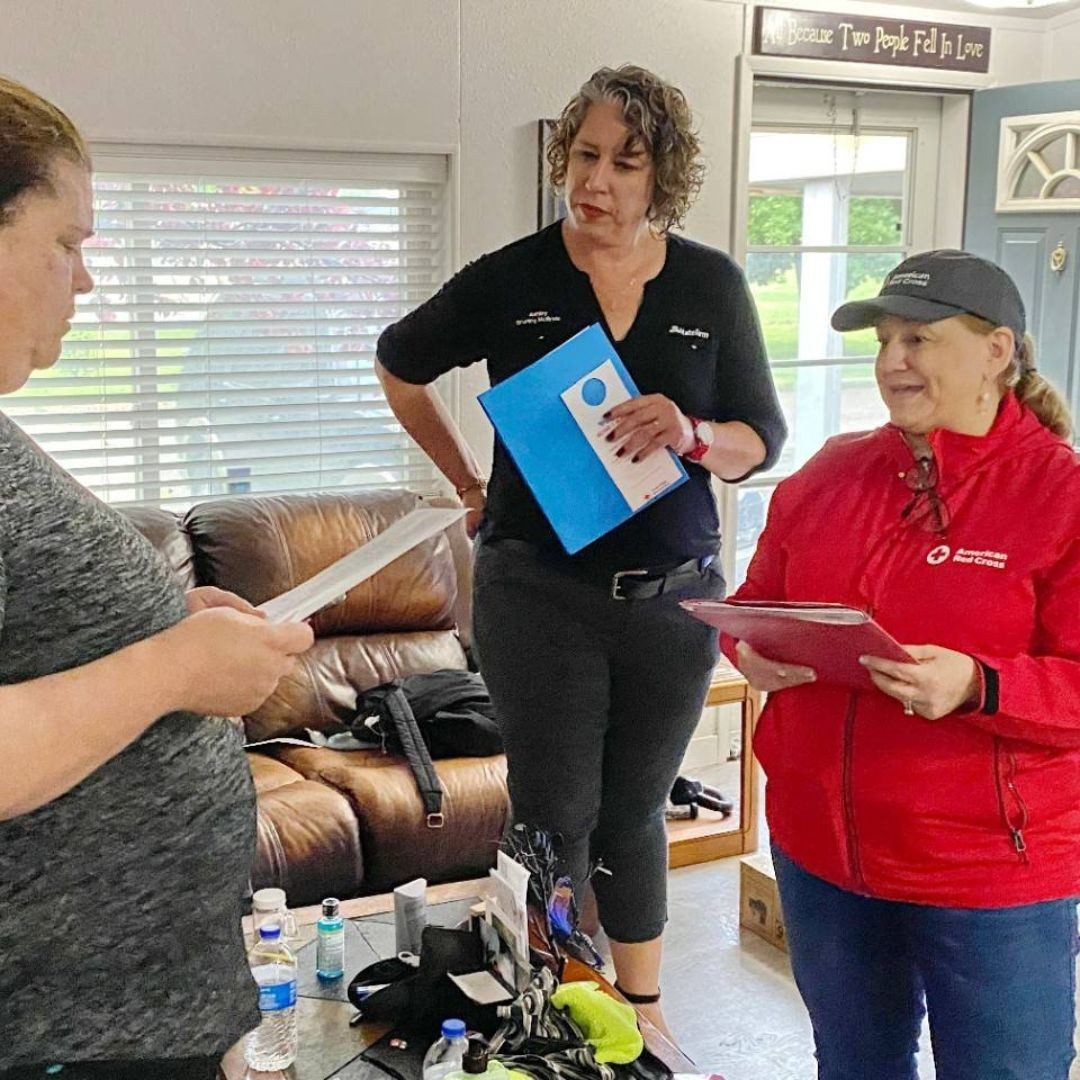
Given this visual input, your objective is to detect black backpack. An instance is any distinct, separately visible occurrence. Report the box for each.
[349,670,502,827]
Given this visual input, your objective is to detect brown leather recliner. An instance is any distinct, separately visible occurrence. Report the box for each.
[124,489,509,907]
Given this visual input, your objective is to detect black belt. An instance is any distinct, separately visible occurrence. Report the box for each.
[477,538,715,601]
[610,555,715,601]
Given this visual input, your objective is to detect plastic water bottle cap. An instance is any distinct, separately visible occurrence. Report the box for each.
[258,923,283,940]
[252,887,287,910]
[441,1018,467,1039]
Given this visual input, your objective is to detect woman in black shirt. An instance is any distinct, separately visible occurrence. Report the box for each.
[377,64,784,1036]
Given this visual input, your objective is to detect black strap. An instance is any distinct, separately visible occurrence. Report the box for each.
[978,660,1000,715]
[383,687,445,827]
[614,981,662,1004]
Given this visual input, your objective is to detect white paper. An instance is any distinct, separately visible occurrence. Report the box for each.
[257,506,465,623]
[481,850,531,981]
[560,359,683,512]
[244,737,323,750]
[487,851,531,966]
[448,970,515,1005]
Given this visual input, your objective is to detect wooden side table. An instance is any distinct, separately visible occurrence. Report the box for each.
[667,662,762,868]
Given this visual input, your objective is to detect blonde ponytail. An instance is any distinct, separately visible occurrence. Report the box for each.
[1009,334,1073,442]
[958,315,1074,442]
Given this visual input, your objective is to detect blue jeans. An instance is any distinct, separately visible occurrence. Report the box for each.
[772,844,1078,1080]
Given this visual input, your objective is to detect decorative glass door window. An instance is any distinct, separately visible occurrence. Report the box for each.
[730,86,944,586]
[996,112,1080,212]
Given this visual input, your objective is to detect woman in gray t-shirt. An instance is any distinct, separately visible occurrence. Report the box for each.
[0,77,313,1080]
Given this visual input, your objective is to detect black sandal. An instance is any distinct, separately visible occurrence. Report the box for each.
[614,981,661,1005]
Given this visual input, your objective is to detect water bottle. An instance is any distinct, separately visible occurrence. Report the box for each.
[245,923,299,1071]
[316,897,345,981]
[422,1018,469,1080]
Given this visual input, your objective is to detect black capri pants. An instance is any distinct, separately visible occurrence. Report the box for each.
[473,538,724,943]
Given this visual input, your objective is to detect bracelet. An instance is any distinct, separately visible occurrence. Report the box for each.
[455,479,487,497]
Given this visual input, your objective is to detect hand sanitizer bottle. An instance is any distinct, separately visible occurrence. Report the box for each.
[316,897,345,980]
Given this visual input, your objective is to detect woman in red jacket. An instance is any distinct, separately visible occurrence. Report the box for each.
[730,249,1079,1080]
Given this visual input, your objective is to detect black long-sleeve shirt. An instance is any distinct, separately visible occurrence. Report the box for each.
[378,223,786,578]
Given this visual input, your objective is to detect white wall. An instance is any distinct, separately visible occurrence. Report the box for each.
[0,0,460,149]
[0,0,1052,179]
[459,0,744,260]
[1045,9,1080,80]
[0,0,1065,465]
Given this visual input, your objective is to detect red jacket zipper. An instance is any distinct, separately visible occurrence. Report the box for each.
[993,738,1030,864]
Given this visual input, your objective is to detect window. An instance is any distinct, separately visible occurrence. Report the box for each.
[729,86,946,586]
[996,111,1080,212]
[8,146,447,508]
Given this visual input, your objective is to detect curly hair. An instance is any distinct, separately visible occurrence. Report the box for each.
[0,75,89,227]
[545,65,704,234]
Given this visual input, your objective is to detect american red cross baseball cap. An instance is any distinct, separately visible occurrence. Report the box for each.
[831,249,1026,341]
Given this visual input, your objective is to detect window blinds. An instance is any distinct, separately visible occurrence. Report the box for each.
[7,146,446,508]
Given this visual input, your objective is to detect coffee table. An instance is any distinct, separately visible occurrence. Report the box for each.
[222,879,701,1080]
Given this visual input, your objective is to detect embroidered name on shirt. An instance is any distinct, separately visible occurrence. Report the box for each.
[669,324,710,339]
[927,545,1008,570]
[515,311,562,326]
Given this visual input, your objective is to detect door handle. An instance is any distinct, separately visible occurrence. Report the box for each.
[1051,241,1067,275]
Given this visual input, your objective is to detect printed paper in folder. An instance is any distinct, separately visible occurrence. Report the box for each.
[478,323,686,554]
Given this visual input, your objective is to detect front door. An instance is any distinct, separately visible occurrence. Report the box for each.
[965,81,1080,422]
[730,84,945,587]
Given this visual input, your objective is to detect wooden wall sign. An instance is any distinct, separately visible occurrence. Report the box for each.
[753,7,992,73]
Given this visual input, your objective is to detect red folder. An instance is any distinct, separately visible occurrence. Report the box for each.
[680,599,914,692]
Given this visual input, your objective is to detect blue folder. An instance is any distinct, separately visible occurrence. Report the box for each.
[478,323,687,554]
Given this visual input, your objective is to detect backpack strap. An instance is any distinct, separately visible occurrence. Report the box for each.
[382,686,446,828]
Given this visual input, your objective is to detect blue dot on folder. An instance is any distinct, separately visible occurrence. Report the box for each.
[581,378,607,407]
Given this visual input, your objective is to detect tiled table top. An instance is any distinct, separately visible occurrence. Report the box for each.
[221,897,477,1080]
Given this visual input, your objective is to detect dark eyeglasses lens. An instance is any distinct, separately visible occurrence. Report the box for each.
[906,457,938,492]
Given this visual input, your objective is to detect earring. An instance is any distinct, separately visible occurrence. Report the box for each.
[977,374,991,409]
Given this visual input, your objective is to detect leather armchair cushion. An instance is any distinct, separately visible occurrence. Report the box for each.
[244,630,469,743]
[249,751,307,794]
[249,752,365,906]
[274,746,509,894]
[423,495,473,651]
[122,506,197,590]
[184,489,458,635]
